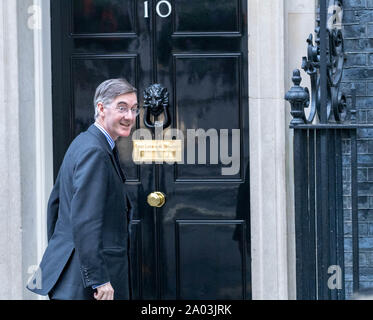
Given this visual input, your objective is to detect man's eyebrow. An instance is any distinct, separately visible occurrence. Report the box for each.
[117,101,138,106]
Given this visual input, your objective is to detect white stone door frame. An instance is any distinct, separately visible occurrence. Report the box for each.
[248,0,315,299]
[248,0,289,300]
[23,0,53,300]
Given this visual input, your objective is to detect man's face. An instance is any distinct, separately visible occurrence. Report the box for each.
[97,92,138,140]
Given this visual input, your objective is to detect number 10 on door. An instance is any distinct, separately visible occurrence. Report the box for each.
[144,1,172,18]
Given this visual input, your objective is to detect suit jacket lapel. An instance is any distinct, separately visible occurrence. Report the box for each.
[110,149,125,182]
[88,124,126,182]
[113,146,127,183]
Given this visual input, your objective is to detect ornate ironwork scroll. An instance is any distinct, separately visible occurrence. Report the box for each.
[143,84,171,130]
[286,0,347,124]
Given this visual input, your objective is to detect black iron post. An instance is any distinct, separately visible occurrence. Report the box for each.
[286,71,317,299]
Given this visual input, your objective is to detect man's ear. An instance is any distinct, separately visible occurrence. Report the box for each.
[97,102,105,117]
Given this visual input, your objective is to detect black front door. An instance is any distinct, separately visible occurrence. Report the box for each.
[51,0,250,300]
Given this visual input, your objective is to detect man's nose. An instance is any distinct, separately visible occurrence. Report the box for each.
[124,110,135,121]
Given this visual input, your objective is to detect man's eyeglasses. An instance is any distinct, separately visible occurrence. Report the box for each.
[113,106,140,116]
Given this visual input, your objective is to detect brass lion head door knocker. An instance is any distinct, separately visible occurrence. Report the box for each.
[143,84,171,130]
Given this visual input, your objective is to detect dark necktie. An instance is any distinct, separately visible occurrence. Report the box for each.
[113,146,126,182]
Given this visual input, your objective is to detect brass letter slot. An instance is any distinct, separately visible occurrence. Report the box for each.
[133,140,182,163]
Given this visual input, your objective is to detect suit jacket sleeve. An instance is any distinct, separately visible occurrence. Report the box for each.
[47,172,61,242]
[71,147,111,288]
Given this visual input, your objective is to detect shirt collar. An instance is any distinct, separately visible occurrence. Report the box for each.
[94,122,115,150]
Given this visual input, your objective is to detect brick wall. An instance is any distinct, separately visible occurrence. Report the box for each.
[342,0,373,299]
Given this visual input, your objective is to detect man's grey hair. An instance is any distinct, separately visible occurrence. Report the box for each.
[94,78,137,119]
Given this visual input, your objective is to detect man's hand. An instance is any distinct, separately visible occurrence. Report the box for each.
[94,282,114,300]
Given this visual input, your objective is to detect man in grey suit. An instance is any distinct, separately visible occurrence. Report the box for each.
[27,79,139,300]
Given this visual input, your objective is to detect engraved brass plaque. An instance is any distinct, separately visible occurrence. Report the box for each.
[133,140,182,163]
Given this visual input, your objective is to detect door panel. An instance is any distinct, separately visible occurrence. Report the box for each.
[176,221,247,299]
[173,55,242,180]
[174,0,240,33]
[51,0,250,300]
[72,0,137,34]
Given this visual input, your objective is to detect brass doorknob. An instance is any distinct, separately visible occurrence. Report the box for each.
[147,192,166,208]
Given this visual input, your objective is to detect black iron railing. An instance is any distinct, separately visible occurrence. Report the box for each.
[285,0,370,300]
